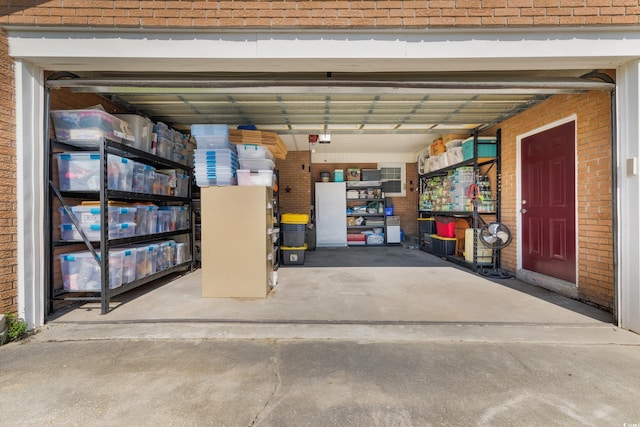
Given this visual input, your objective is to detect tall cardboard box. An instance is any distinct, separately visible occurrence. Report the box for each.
[201,186,275,298]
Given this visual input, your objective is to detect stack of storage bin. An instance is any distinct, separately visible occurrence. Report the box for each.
[280,214,309,265]
[236,143,276,186]
[191,124,238,186]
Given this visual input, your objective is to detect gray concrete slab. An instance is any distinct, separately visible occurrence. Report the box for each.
[50,247,612,328]
[4,247,640,426]
[1,337,640,426]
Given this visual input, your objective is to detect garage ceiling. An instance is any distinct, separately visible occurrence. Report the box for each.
[48,71,613,154]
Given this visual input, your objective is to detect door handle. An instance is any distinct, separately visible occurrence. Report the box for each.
[520,208,527,214]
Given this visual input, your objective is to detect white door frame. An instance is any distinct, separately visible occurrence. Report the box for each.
[616,61,640,333]
[15,59,46,328]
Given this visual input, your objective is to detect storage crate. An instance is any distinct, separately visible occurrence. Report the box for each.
[366,233,385,245]
[436,218,456,238]
[59,223,120,241]
[431,234,457,256]
[57,153,129,192]
[334,169,344,182]
[282,223,306,247]
[361,169,381,181]
[193,135,235,150]
[158,240,176,270]
[58,250,124,291]
[190,124,229,137]
[175,173,190,197]
[154,136,174,160]
[236,144,273,160]
[238,158,275,171]
[59,205,123,225]
[51,109,133,147]
[135,205,159,235]
[132,244,157,278]
[346,168,361,181]
[422,233,433,250]
[237,169,273,186]
[195,177,237,187]
[114,248,138,284]
[156,210,172,233]
[114,114,153,153]
[281,244,307,265]
[461,137,497,161]
[175,242,191,265]
[418,217,436,234]
[132,161,155,193]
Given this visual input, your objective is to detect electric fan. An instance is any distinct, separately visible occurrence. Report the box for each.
[478,222,513,279]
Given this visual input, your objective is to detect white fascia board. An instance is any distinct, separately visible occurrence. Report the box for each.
[311,152,415,164]
[5,27,640,72]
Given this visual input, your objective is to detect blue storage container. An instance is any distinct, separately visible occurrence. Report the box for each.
[461,137,497,160]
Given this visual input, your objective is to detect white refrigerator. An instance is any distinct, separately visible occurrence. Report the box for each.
[315,182,347,247]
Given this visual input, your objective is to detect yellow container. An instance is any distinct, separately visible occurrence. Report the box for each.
[281,213,309,224]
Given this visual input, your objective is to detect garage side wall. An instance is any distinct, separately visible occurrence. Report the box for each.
[496,90,614,310]
[0,29,16,315]
[1,2,638,27]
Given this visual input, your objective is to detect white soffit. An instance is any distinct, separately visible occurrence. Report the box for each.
[6,27,640,72]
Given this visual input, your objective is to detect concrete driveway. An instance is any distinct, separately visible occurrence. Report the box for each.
[2,247,638,426]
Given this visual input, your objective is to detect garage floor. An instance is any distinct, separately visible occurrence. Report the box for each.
[50,246,613,329]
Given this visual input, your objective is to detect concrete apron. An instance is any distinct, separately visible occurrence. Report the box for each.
[45,248,640,345]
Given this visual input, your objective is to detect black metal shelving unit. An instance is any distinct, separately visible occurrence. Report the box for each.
[346,182,386,246]
[46,137,196,315]
[418,130,502,272]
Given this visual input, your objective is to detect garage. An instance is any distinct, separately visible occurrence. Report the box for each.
[5,27,640,332]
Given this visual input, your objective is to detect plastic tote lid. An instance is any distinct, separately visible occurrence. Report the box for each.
[281,213,309,224]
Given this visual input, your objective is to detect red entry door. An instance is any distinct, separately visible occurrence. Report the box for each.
[521,121,576,282]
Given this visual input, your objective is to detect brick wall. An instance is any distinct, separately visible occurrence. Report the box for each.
[275,151,312,217]
[0,29,16,315]
[1,1,638,27]
[493,88,614,310]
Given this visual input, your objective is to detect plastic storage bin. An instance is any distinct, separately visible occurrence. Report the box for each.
[236,144,273,159]
[461,137,497,160]
[237,170,273,186]
[238,158,275,171]
[135,204,159,235]
[334,169,344,182]
[58,250,124,291]
[431,235,457,256]
[418,217,437,235]
[59,206,123,225]
[436,218,456,238]
[133,244,157,277]
[193,135,235,150]
[132,162,155,194]
[191,124,229,137]
[51,109,133,147]
[114,114,153,153]
[154,136,174,160]
[59,223,120,241]
[281,244,307,265]
[282,223,306,247]
[114,248,138,284]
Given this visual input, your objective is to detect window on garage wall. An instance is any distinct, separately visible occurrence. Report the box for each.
[379,163,406,197]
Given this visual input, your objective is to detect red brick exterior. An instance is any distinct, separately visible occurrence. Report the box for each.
[493,88,614,310]
[1,1,638,27]
[0,29,16,315]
